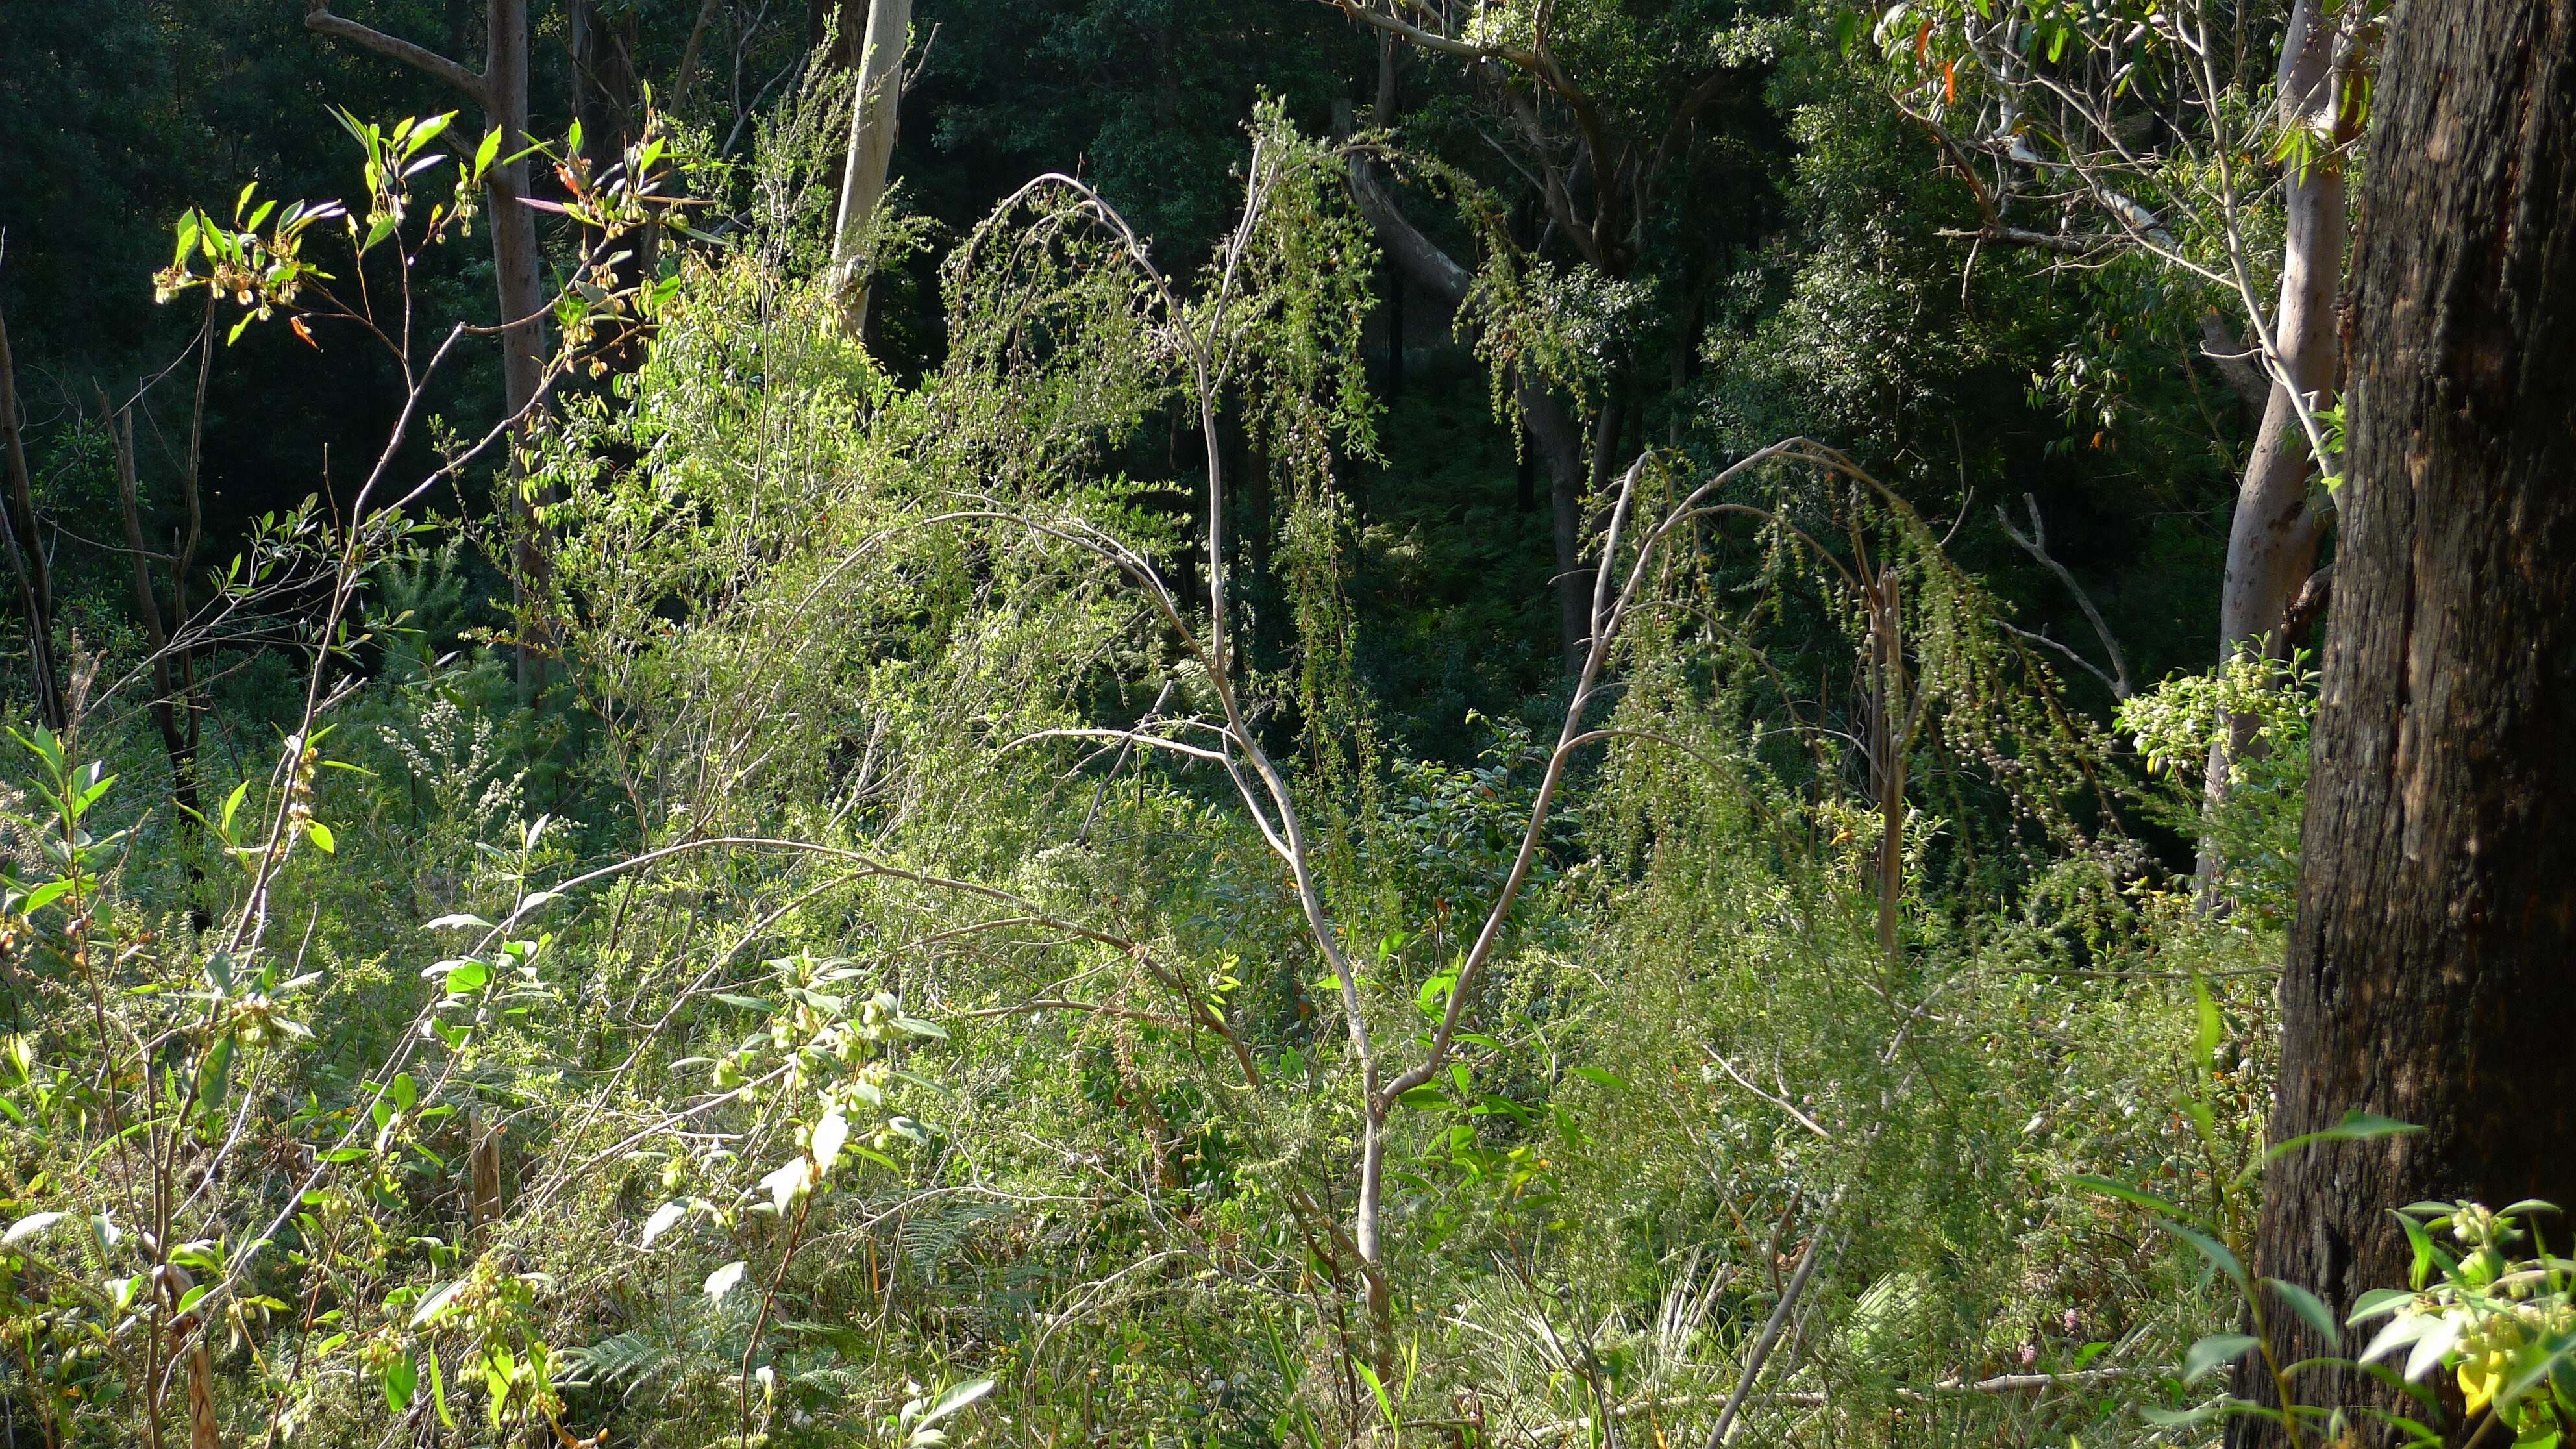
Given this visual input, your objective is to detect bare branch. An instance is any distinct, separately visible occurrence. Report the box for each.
[1705,1050,1833,1140]
[303,3,489,106]
[1703,1201,1834,1448]
[1996,493,2131,698]
[1320,0,1537,68]
[2283,560,2332,648]
[2197,308,2272,412]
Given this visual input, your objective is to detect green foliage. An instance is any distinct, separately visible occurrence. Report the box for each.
[2119,652,2316,920]
[0,12,2396,1448]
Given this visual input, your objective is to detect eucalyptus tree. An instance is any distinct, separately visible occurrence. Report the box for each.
[1873,0,2377,862]
[304,0,551,689]
[828,0,912,339]
[2241,0,2576,1440]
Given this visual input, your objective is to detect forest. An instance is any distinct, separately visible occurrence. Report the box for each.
[2,0,2573,1444]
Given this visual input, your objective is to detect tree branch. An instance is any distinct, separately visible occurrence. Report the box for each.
[2197,309,2273,413]
[1938,223,2128,257]
[1344,158,1472,308]
[303,3,489,106]
[1322,0,1537,68]
[2283,560,2331,648]
[1997,493,2131,698]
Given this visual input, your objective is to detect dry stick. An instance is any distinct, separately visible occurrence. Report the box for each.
[1700,1198,1833,1449]
[737,1191,815,1446]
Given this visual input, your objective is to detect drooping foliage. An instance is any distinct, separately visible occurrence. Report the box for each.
[3,1,2482,1446]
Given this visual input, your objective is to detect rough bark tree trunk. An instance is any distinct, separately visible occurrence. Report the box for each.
[101,394,197,823]
[830,0,910,341]
[2233,3,2576,1443]
[483,0,547,696]
[1528,384,1590,673]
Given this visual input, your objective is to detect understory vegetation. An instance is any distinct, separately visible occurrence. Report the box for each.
[5,1,2558,1446]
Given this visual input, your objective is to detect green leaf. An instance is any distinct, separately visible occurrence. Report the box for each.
[2398,1211,2442,1291]
[704,1260,747,1301]
[1354,1359,1397,1429]
[2184,1333,2260,1384]
[427,1346,452,1428]
[2266,1110,2423,1164]
[441,961,490,995]
[1395,1085,1449,1110]
[407,112,454,155]
[810,1109,849,1175]
[72,771,117,815]
[2140,1400,2228,1428]
[2403,1313,2462,1381]
[4,1211,66,1245]
[2347,1287,2415,1325]
[2266,1279,2339,1348]
[197,1037,235,1116]
[384,1353,417,1411]
[304,821,336,854]
[2162,1220,2249,1293]
[1570,1066,1634,1091]
[2068,1173,2205,1228]
[2193,975,2222,1073]
[411,1278,467,1328]
[639,1201,686,1248]
[913,1379,994,1432]
[2357,1311,2438,1369]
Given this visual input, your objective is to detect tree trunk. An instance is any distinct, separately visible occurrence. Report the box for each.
[1525,384,1589,672]
[569,0,652,377]
[1347,158,1597,669]
[830,0,910,340]
[306,0,549,698]
[101,395,197,822]
[0,293,64,730]
[2197,0,2350,889]
[482,0,548,697]
[2235,3,2576,1443]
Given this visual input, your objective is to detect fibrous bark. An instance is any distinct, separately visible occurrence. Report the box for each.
[2235,1,2576,1443]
